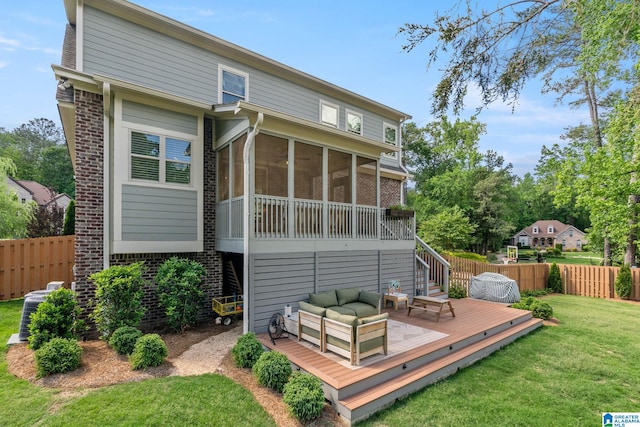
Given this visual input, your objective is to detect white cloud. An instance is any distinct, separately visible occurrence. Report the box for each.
[0,36,21,48]
[0,61,8,68]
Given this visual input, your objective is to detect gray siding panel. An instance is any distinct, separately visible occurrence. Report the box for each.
[122,184,197,241]
[84,7,216,104]
[122,101,198,135]
[250,249,414,333]
[83,6,401,150]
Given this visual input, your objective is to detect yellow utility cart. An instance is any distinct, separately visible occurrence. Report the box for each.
[212,295,243,325]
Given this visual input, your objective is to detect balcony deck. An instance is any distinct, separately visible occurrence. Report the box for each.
[258,298,543,425]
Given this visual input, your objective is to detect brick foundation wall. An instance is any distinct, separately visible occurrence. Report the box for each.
[73,97,222,333]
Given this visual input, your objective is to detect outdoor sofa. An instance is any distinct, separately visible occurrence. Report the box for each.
[297,288,386,364]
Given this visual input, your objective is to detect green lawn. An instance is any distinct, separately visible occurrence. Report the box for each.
[546,251,603,265]
[357,295,640,426]
[3,295,639,426]
[0,299,275,427]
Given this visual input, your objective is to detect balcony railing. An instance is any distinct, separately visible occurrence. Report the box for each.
[216,196,414,241]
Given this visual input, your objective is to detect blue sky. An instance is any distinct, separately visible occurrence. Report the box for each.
[0,0,589,177]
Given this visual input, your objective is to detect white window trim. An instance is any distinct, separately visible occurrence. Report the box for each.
[218,64,249,103]
[382,122,398,159]
[548,226,554,233]
[112,96,204,254]
[129,131,193,186]
[319,100,339,128]
[533,226,539,234]
[346,109,363,135]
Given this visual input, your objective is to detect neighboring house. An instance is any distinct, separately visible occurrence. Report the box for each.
[512,220,587,251]
[54,0,423,333]
[6,177,72,212]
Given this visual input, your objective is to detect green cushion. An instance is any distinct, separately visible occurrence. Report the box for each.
[358,290,381,308]
[326,335,350,351]
[336,287,361,305]
[359,336,385,354]
[327,305,357,316]
[358,313,389,325]
[299,301,326,317]
[343,302,378,318]
[309,290,338,308]
[301,325,320,340]
[325,309,358,327]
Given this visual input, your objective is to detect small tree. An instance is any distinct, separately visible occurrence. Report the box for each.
[615,263,632,300]
[89,262,147,339]
[63,199,75,235]
[547,263,562,293]
[155,257,207,333]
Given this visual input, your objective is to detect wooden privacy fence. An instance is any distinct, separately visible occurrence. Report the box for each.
[0,236,75,301]
[446,255,640,301]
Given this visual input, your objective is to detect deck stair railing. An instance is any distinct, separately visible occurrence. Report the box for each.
[415,236,450,296]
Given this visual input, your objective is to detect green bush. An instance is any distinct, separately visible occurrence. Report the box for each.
[62,199,75,235]
[109,326,143,355]
[547,263,562,293]
[253,351,292,393]
[447,251,487,262]
[615,263,632,299]
[283,372,325,423]
[89,262,147,339]
[531,301,553,320]
[512,297,554,320]
[34,337,83,378]
[130,333,167,370]
[28,288,85,350]
[520,289,550,298]
[155,257,207,333]
[448,283,467,299]
[232,332,264,368]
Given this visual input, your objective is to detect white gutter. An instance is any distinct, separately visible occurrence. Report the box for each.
[102,82,111,270]
[242,112,264,334]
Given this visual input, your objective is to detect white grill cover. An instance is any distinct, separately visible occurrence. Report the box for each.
[469,272,521,303]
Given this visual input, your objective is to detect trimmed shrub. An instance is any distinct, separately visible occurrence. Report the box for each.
[62,199,75,235]
[155,257,207,333]
[615,263,633,299]
[28,288,85,350]
[547,263,562,293]
[520,289,550,298]
[531,301,553,320]
[448,283,467,299]
[283,372,325,423]
[130,334,168,370]
[232,332,264,368]
[89,262,147,339]
[109,326,143,355]
[253,351,292,393]
[34,337,83,378]
[512,297,553,320]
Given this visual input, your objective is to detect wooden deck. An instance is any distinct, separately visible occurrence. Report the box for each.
[258,298,543,425]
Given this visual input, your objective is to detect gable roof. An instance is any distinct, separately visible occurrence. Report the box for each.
[12,180,57,205]
[514,220,585,239]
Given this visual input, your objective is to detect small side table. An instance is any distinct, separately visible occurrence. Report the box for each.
[384,292,408,311]
[283,311,299,336]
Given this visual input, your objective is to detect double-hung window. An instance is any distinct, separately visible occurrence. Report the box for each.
[130,131,192,185]
[346,109,363,135]
[320,100,338,127]
[219,65,248,103]
[383,122,398,159]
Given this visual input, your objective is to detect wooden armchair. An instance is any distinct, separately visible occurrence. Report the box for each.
[298,309,325,351]
[323,313,388,365]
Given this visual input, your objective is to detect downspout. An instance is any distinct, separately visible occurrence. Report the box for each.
[102,82,111,270]
[242,112,264,334]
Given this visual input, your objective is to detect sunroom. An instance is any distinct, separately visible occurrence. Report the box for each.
[213,102,414,254]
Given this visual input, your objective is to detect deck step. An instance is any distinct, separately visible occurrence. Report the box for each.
[338,317,543,424]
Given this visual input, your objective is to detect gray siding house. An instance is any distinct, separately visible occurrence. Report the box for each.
[54,0,422,333]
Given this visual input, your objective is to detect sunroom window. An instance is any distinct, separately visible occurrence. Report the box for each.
[130,131,191,185]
